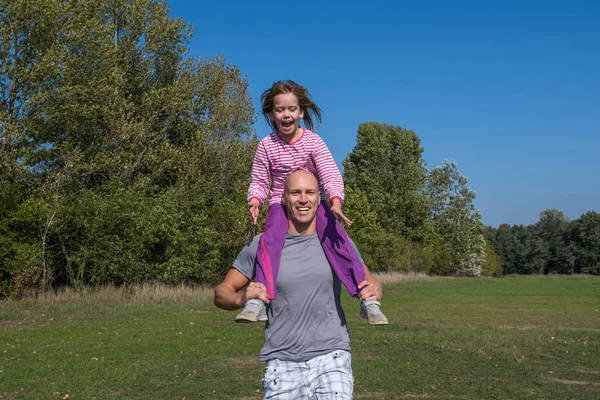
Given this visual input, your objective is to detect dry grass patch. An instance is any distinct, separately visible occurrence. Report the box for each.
[373,271,433,285]
[10,272,432,305]
[17,282,214,305]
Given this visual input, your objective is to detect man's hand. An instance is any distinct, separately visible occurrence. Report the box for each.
[244,282,269,305]
[330,198,352,226]
[357,279,382,302]
[248,198,261,225]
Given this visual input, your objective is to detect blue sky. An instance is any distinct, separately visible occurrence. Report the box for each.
[167,0,599,227]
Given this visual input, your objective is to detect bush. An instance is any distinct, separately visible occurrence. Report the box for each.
[1,196,56,298]
[351,228,430,273]
[481,242,502,277]
[426,241,454,276]
[581,262,600,276]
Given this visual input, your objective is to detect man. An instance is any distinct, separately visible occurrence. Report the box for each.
[214,169,384,399]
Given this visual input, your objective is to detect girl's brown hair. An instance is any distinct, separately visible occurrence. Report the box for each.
[261,80,324,132]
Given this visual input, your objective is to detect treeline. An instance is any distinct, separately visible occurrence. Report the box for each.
[485,209,600,276]
[1,1,595,298]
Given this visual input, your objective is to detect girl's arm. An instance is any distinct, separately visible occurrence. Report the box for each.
[312,136,352,225]
[330,198,352,226]
[248,141,271,224]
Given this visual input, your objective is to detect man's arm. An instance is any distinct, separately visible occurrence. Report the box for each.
[357,264,383,302]
[214,269,251,310]
[214,269,269,310]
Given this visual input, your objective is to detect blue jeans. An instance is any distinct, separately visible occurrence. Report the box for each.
[262,350,354,399]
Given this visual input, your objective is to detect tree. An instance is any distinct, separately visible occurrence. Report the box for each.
[568,211,600,274]
[425,159,485,276]
[343,122,429,240]
[487,224,548,275]
[481,241,501,277]
[534,209,572,274]
[343,185,428,272]
[343,185,381,240]
[0,0,256,295]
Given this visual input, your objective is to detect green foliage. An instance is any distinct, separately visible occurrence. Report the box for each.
[423,230,454,275]
[342,126,488,277]
[341,122,439,275]
[534,209,572,274]
[425,159,485,276]
[0,183,27,295]
[344,185,430,273]
[343,122,429,241]
[486,209,600,276]
[486,224,548,275]
[0,0,256,296]
[356,229,426,273]
[481,241,501,277]
[568,211,600,275]
[1,196,56,297]
[343,185,381,238]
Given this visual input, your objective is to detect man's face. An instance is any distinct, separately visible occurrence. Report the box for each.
[283,171,320,233]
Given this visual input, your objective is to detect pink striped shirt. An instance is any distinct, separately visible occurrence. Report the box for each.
[248,128,344,206]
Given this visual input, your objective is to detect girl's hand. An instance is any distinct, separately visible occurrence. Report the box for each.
[248,198,260,225]
[330,198,352,226]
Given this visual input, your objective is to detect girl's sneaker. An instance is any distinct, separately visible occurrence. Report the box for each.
[235,298,268,323]
[360,297,388,325]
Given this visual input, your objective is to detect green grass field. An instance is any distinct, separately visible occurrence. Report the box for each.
[1,276,599,399]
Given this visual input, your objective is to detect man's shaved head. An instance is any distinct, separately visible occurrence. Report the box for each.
[284,169,319,194]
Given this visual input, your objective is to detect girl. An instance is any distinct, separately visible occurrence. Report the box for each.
[236,80,387,325]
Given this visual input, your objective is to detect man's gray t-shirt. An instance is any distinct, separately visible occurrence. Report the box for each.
[234,233,360,362]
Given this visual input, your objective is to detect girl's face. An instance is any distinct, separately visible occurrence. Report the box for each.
[271,93,304,142]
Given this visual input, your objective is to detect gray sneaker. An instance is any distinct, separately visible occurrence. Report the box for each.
[360,297,388,325]
[235,298,268,323]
